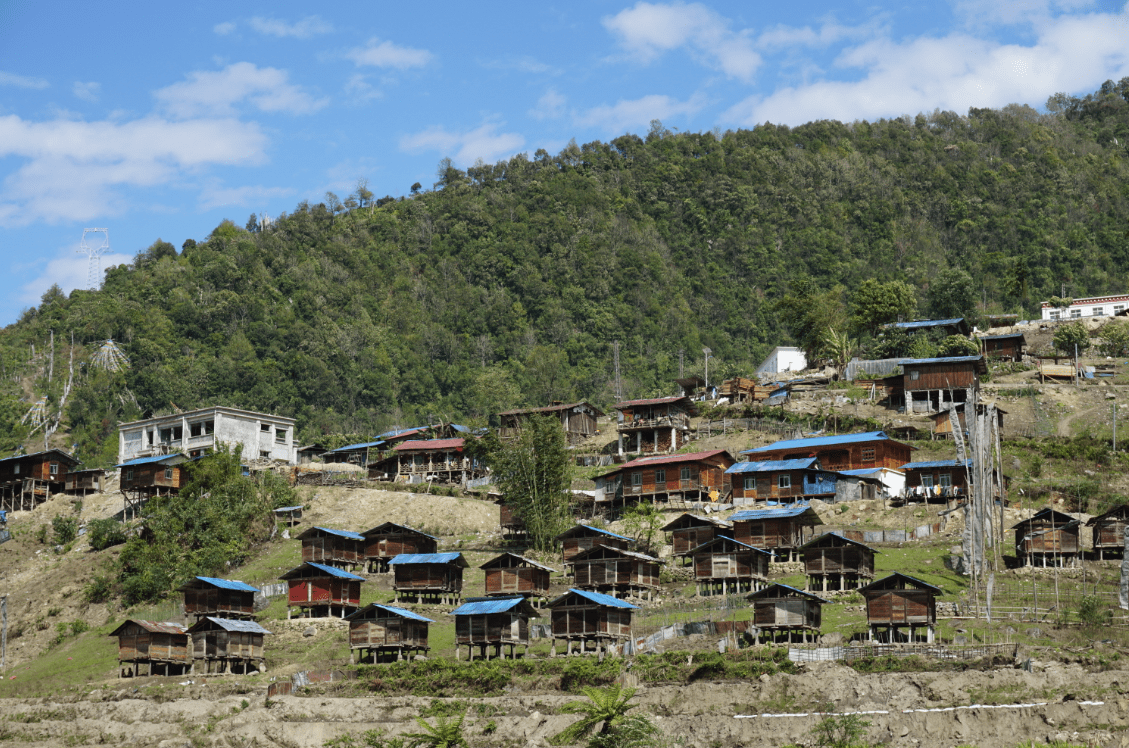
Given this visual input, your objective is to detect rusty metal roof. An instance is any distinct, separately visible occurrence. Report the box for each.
[479,552,557,572]
[393,438,465,451]
[613,396,691,408]
[109,620,187,636]
[613,449,732,472]
[498,402,605,417]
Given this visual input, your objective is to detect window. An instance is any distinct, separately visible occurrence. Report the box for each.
[939,473,952,488]
[49,463,58,475]
[13,463,19,475]
[779,474,791,489]
[164,468,173,480]
[160,428,173,443]
[147,429,155,445]
[920,475,933,488]
[276,428,287,444]
[125,469,134,480]
[1094,307,1106,316]
[261,423,271,432]
[861,448,876,462]
[909,370,920,381]
[744,476,757,491]
[1070,309,1081,318]
[1049,310,1060,320]
[1116,305,1126,315]
[190,422,203,437]
[631,472,642,487]
[654,469,665,484]
[260,450,270,458]
[204,420,214,434]
[680,467,691,481]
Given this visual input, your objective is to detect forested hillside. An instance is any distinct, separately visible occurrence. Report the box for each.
[2,81,1129,465]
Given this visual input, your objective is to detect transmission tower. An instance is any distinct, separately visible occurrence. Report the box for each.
[76,228,110,290]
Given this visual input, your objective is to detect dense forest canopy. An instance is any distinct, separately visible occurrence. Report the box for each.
[2,81,1129,466]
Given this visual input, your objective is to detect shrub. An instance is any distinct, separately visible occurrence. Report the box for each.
[87,518,127,551]
[1077,595,1108,628]
[51,516,78,545]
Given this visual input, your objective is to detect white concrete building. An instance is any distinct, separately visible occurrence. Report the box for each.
[118,406,297,465]
[1041,294,1129,321]
[755,346,807,378]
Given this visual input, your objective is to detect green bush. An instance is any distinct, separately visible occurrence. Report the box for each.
[1077,595,1108,628]
[51,516,78,545]
[87,518,127,551]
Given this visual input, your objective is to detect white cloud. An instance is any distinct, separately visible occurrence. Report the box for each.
[0,114,268,226]
[953,0,1097,27]
[756,19,882,51]
[575,93,707,133]
[347,38,434,69]
[19,249,134,308]
[529,89,566,120]
[724,7,1129,127]
[0,71,49,89]
[213,21,236,35]
[344,74,383,103]
[154,62,328,118]
[603,2,761,81]
[73,81,100,102]
[198,183,295,211]
[248,15,333,38]
[481,56,558,75]
[400,123,525,165]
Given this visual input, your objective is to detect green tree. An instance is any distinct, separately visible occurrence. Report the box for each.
[1099,322,1129,356]
[809,709,871,748]
[550,685,660,748]
[849,279,917,337]
[403,710,467,748]
[926,268,978,321]
[1053,322,1090,357]
[621,502,664,556]
[776,282,848,362]
[936,335,980,357]
[821,327,859,372]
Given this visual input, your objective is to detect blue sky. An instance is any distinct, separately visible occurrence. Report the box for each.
[2,0,1128,326]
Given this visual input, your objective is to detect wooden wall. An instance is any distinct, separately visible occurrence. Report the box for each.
[670,525,720,556]
[191,631,264,661]
[455,613,529,645]
[733,518,807,551]
[287,578,361,607]
[550,606,632,639]
[121,464,182,492]
[302,536,362,566]
[803,546,874,577]
[758,441,911,471]
[903,362,979,391]
[484,567,550,596]
[561,535,630,561]
[693,550,768,581]
[752,599,821,629]
[393,564,463,594]
[183,588,255,619]
[116,625,189,663]
[864,589,935,626]
[365,532,437,561]
[349,618,429,649]
[574,557,659,589]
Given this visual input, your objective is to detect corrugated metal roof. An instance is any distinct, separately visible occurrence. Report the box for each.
[726,458,820,474]
[690,535,772,555]
[660,513,731,531]
[275,505,304,512]
[555,524,632,541]
[115,453,188,467]
[326,441,384,453]
[1011,508,1077,530]
[300,526,365,541]
[361,522,438,540]
[280,562,366,581]
[741,431,898,454]
[479,553,557,572]
[388,552,468,566]
[730,505,820,522]
[188,576,260,592]
[393,438,465,451]
[109,620,187,636]
[550,588,639,609]
[890,318,965,329]
[837,468,888,476]
[191,617,272,634]
[801,532,879,553]
[746,583,831,603]
[617,449,731,470]
[900,459,972,470]
[0,449,81,466]
[345,603,435,622]
[451,596,536,615]
[613,396,690,408]
[980,333,1025,341]
[572,544,661,563]
[859,572,941,593]
[499,402,605,417]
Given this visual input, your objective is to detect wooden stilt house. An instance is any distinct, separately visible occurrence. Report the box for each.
[859,573,939,644]
[63,468,103,496]
[297,526,365,571]
[746,584,830,645]
[0,449,81,512]
[730,504,823,562]
[548,588,638,657]
[187,618,270,674]
[691,535,771,597]
[1087,505,1129,560]
[1012,508,1080,567]
[361,522,438,572]
[451,596,539,661]
[279,562,364,619]
[345,604,434,664]
[178,576,259,621]
[494,494,527,539]
[662,513,731,564]
[571,545,661,600]
[109,620,190,678]
[389,552,468,604]
[556,524,634,564]
[800,533,877,592]
[116,453,187,519]
[726,458,838,503]
[481,553,556,604]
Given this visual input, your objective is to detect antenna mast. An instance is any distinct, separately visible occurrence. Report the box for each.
[76,228,110,290]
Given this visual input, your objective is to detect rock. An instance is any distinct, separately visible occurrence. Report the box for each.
[954,635,968,645]
[1026,627,1044,638]
[157,741,192,748]
[303,626,317,638]
[1003,626,1016,635]
[248,670,259,676]
[820,632,843,646]
[414,655,428,661]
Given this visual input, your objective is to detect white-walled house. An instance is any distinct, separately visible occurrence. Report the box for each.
[755,347,808,378]
[1041,294,1129,321]
[118,406,297,465]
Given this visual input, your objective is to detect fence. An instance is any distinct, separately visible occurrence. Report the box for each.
[700,418,802,440]
[961,577,1127,624]
[811,521,946,544]
[788,642,1017,663]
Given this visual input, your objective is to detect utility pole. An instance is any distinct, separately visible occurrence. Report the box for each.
[613,340,622,402]
[1,594,7,671]
[703,347,712,391]
[678,349,684,378]
[1114,403,1118,453]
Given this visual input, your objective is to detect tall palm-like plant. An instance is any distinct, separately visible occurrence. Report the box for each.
[403,710,467,748]
[550,685,658,747]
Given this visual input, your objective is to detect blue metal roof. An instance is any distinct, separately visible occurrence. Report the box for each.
[555,524,632,541]
[388,552,467,566]
[116,453,187,467]
[551,588,638,609]
[193,576,259,592]
[838,468,885,476]
[310,526,365,541]
[726,458,819,474]
[981,333,1025,340]
[890,318,965,329]
[451,597,531,615]
[730,504,818,521]
[327,440,384,453]
[376,426,427,439]
[741,431,894,455]
[346,604,435,623]
[275,505,304,512]
[900,459,972,470]
[192,617,272,634]
[299,562,366,580]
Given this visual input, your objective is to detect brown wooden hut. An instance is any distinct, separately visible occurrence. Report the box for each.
[494,494,527,538]
[109,620,189,678]
[116,453,187,519]
[730,504,824,562]
[800,532,877,591]
[746,584,830,644]
[187,618,270,674]
[279,562,364,619]
[481,553,556,604]
[726,458,839,503]
[556,524,634,563]
[593,449,735,508]
[980,332,1026,361]
[372,438,486,486]
[1088,505,1129,560]
[389,552,468,604]
[297,526,365,570]
[739,431,914,472]
[498,402,604,445]
[859,573,939,643]
[662,512,731,563]
[178,576,259,621]
[691,535,771,597]
[547,588,638,657]
[613,395,696,455]
[571,545,661,600]
[451,596,539,661]
[345,604,434,663]
[0,449,81,512]
[900,459,971,505]
[361,522,438,572]
[63,468,103,496]
[1012,508,1080,567]
[901,355,987,414]
[928,403,1006,441]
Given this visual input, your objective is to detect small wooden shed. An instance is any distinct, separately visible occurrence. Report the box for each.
[187,617,271,674]
[298,526,365,570]
[109,620,190,678]
[389,552,468,604]
[481,553,556,604]
[900,459,971,504]
[1087,505,1129,560]
[345,603,434,664]
[279,562,364,619]
[0,449,81,512]
[548,588,638,657]
[662,512,731,563]
[691,535,771,597]
[361,522,439,572]
[1012,508,1080,567]
[730,504,823,562]
[495,495,527,538]
[556,524,634,563]
[178,576,259,621]
[800,533,877,592]
[274,504,304,527]
[746,584,830,644]
[116,453,187,519]
[980,332,1026,361]
[64,468,103,496]
[451,596,539,661]
[859,573,940,644]
[571,545,661,600]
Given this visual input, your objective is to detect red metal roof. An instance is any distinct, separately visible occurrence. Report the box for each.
[617,449,730,469]
[613,396,690,408]
[393,438,465,451]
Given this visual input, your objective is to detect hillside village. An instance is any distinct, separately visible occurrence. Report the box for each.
[2,299,1129,746]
